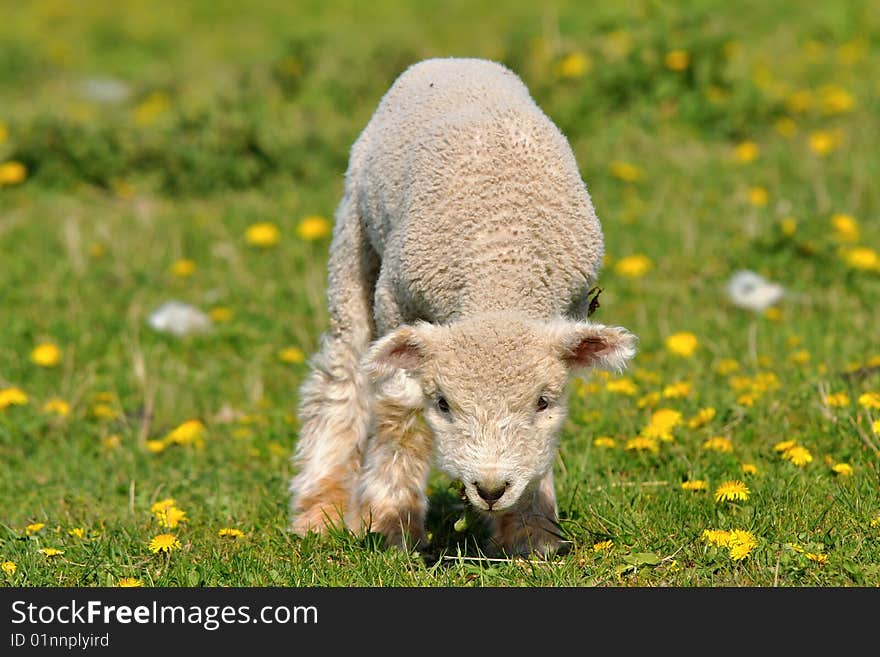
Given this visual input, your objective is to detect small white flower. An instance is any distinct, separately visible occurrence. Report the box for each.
[148,301,212,336]
[726,270,784,312]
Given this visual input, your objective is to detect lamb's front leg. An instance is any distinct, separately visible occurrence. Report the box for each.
[492,469,563,558]
[347,371,433,550]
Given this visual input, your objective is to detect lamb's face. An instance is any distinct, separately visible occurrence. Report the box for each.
[365,314,637,514]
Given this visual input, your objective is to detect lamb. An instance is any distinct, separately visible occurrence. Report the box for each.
[289,57,637,556]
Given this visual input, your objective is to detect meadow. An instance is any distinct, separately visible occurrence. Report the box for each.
[1,0,879,587]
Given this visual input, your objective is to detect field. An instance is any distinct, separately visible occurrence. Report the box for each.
[1,0,879,587]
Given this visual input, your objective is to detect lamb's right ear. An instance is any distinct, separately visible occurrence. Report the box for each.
[363,324,436,379]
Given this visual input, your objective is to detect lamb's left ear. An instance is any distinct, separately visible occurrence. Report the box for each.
[553,321,637,373]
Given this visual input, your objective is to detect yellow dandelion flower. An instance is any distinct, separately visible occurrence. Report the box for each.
[786,89,813,114]
[741,463,758,475]
[170,259,196,277]
[820,86,855,114]
[156,506,187,529]
[874,420,880,436]
[727,530,758,560]
[736,394,755,407]
[2,560,16,575]
[870,513,880,528]
[830,214,860,242]
[687,407,716,429]
[43,398,71,416]
[613,254,652,278]
[296,215,331,241]
[714,480,750,503]
[557,51,591,79]
[840,246,880,272]
[662,381,692,399]
[605,378,638,395]
[593,436,616,448]
[0,386,28,409]
[715,358,740,375]
[132,92,170,126]
[780,445,813,467]
[774,117,798,138]
[734,141,760,163]
[166,419,206,445]
[636,391,661,409]
[102,434,121,450]
[625,436,660,453]
[823,392,850,407]
[218,528,246,539]
[117,577,144,587]
[808,130,839,156]
[664,49,690,71]
[609,161,642,183]
[39,548,64,557]
[641,408,682,441]
[209,307,234,323]
[150,498,177,515]
[278,347,306,364]
[145,438,168,454]
[245,222,281,248]
[780,217,797,236]
[666,332,698,357]
[858,392,880,409]
[592,540,613,552]
[0,160,27,186]
[30,343,62,368]
[148,533,181,554]
[788,350,810,365]
[703,436,733,453]
[67,527,85,538]
[774,439,798,453]
[805,552,828,564]
[831,463,853,476]
[702,529,731,546]
[26,522,45,534]
[681,480,708,491]
[90,404,118,420]
[747,186,768,207]
[764,307,782,322]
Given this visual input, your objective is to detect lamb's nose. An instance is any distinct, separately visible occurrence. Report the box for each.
[475,480,508,504]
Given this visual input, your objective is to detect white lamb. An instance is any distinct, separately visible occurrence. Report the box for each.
[289,57,637,556]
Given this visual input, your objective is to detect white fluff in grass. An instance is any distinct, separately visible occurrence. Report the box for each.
[726,270,785,312]
[148,301,212,336]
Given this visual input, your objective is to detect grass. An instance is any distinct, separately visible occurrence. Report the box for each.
[1,0,879,587]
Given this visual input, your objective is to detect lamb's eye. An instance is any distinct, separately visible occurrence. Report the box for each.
[536,396,550,412]
[436,396,451,414]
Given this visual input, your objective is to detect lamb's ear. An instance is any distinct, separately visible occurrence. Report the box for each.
[555,321,637,373]
[363,323,437,379]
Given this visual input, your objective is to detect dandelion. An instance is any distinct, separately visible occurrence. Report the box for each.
[102,435,121,450]
[30,343,62,367]
[830,214,860,242]
[25,523,45,535]
[703,436,733,453]
[209,307,233,323]
[296,215,331,241]
[67,527,85,539]
[145,439,168,454]
[664,49,690,71]
[592,540,613,552]
[641,408,682,442]
[805,552,828,564]
[156,506,187,529]
[43,398,71,416]
[0,160,27,186]
[714,358,739,375]
[702,529,731,546]
[820,86,855,114]
[831,463,853,476]
[132,91,170,126]
[788,350,810,365]
[117,577,144,587]
[823,392,850,407]
[636,391,660,409]
[808,130,839,156]
[613,254,652,278]
[840,247,880,272]
[714,480,750,503]
[780,445,813,467]
[780,217,797,236]
[687,407,716,429]
[625,436,659,453]
[0,387,29,409]
[774,439,797,453]
[747,186,768,207]
[605,378,637,395]
[681,480,708,491]
[786,89,813,114]
[734,141,760,163]
[662,381,692,399]
[170,259,196,277]
[1,561,16,575]
[593,436,616,448]
[665,332,698,357]
[609,161,642,183]
[148,533,181,554]
[150,498,177,515]
[278,347,306,364]
[39,548,64,557]
[858,392,880,409]
[871,513,880,528]
[166,419,206,445]
[218,528,246,539]
[245,222,281,248]
[774,117,797,138]
[727,530,758,560]
[557,51,591,79]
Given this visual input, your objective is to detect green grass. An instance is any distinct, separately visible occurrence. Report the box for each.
[1,0,879,587]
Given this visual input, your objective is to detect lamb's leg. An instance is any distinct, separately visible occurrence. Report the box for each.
[347,370,433,550]
[491,469,563,557]
[289,192,379,535]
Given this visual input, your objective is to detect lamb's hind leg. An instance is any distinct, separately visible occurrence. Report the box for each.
[289,193,378,535]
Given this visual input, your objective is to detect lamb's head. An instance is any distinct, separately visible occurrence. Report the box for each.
[364,313,636,514]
